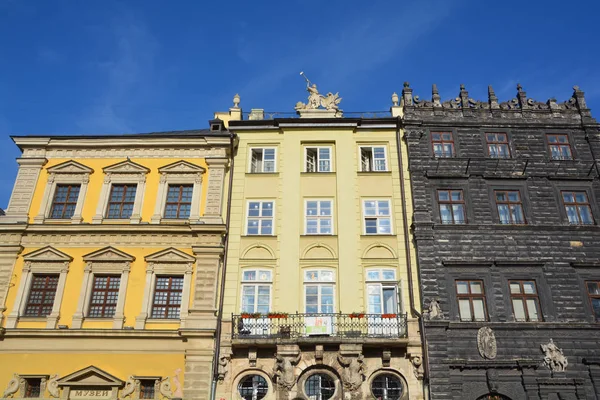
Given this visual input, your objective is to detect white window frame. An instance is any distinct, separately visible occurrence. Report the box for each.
[246,200,275,235]
[304,199,333,235]
[240,269,273,314]
[248,147,277,173]
[304,146,332,173]
[359,145,388,172]
[303,269,336,314]
[365,268,400,314]
[362,199,393,235]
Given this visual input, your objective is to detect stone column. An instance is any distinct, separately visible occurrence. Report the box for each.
[0,245,23,326]
[4,158,47,223]
[202,158,229,224]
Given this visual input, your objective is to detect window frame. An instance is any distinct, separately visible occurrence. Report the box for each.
[485,132,511,159]
[430,131,455,158]
[304,199,334,235]
[359,145,388,172]
[561,190,595,225]
[240,269,273,314]
[87,274,121,319]
[370,372,406,400]
[494,189,527,225]
[362,199,393,235]
[365,268,400,315]
[455,279,488,322]
[303,373,336,400]
[245,200,275,236]
[303,269,336,314]
[304,145,333,173]
[585,280,600,321]
[509,280,542,322]
[48,184,81,220]
[248,147,278,173]
[150,275,185,320]
[546,133,574,160]
[437,189,466,224]
[23,274,60,318]
[164,184,194,219]
[105,184,138,220]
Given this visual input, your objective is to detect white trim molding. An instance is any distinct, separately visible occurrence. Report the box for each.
[6,246,72,329]
[135,248,195,329]
[34,160,94,224]
[71,247,135,329]
[92,160,150,224]
[151,160,206,224]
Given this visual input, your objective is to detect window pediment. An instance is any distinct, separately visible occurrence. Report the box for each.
[47,160,94,175]
[145,248,196,264]
[103,160,150,175]
[158,160,205,175]
[57,365,123,387]
[83,247,135,263]
[23,246,73,262]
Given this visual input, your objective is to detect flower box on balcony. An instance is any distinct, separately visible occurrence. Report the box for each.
[349,313,365,319]
[381,313,397,319]
[267,312,288,319]
[241,313,262,319]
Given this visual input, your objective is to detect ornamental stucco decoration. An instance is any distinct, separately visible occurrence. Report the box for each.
[541,339,568,372]
[477,326,497,359]
[2,374,19,398]
[273,353,301,391]
[47,374,60,398]
[121,376,135,398]
[295,72,342,112]
[172,369,183,398]
[338,353,365,392]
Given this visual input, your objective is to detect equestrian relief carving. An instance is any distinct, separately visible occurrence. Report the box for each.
[295,72,342,113]
[541,339,568,372]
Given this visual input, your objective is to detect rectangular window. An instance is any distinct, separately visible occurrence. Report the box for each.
[495,190,526,224]
[437,190,466,224]
[456,280,487,321]
[164,185,193,219]
[366,269,398,314]
[24,378,42,398]
[431,132,455,158]
[360,146,387,171]
[88,275,121,318]
[24,274,59,317]
[305,146,332,172]
[304,270,335,313]
[246,201,274,235]
[547,134,573,160]
[139,380,156,400]
[49,184,81,219]
[106,184,137,219]
[509,280,542,322]
[250,148,276,173]
[151,276,184,319]
[363,200,392,234]
[586,281,600,320]
[241,270,272,314]
[305,200,333,234]
[486,133,511,158]
[562,191,594,225]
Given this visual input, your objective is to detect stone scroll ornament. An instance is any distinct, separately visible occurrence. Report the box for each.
[273,353,301,390]
[120,376,135,398]
[2,374,19,398]
[541,339,568,372]
[477,326,497,359]
[47,374,60,398]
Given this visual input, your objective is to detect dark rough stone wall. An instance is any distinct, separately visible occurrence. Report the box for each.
[403,83,600,400]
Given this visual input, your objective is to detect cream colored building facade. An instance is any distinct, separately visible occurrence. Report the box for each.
[213,92,424,400]
[0,122,233,400]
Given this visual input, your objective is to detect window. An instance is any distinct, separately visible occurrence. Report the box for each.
[139,380,156,399]
[509,280,541,322]
[562,191,594,225]
[495,190,525,224]
[363,200,392,234]
[456,280,487,321]
[164,185,193,219]
[305,373,335,400]
[241,270,271,314]
[246,201,274,235]
[250,148,276,173]
[105,184,137,219]
[151,276,184,319]
[88,275,120,318]
[24,378,42,398]
[49,184,81,219]
[304,270,335,313]
[366,269,398,314]
[305,146,332,172]
[371,374,404,400]
[486,133,511,158]
[431,132,455,158]
[238,375,268,400]
[586,281,600,320]
[547,134,573,160]
[24,274,59,317]
[437,190,466,224]
[360,146,387,171]
[306,200,333,234]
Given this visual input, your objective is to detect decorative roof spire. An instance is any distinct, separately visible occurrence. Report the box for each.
[232,93,241,108]
[391,92,399,107]
[488,85,499,109]
[516,83,529,109]
[432,84,441,107]
[459,84,469,109]
[401,82,413,106]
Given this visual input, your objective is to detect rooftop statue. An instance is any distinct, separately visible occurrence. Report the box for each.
[295,72,342,113]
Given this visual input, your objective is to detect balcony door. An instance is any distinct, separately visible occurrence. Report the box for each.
[304,270,335,335]
[366,269,401,336]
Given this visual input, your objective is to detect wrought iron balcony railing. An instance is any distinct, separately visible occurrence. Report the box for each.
[231,312,408,340]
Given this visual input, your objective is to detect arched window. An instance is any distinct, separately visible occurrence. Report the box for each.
[238,375,268,400]
[371,373,404,400]
[304,373,335,400]
[476,395,511,400]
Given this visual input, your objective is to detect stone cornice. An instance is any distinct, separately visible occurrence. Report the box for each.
[2,328,214,339]
[23,223,226,234]
[446,359,540,369]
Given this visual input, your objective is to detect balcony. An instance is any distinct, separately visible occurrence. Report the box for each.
[231,312,408,342]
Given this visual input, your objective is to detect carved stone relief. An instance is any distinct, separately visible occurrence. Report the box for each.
[427,298,442,320]
[159,376,173,399]
[47,374,60,398]
[477,326,497,359]
[172,369,183,399]
[273,351,301,391]
[217,355,231,381]
[541,339,568,372]
[2,374,19,398]
[337,352,365,392]
[120,376,135,398]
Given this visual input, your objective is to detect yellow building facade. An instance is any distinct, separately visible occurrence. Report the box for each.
[0,122,233,400]
[213,91,423,399]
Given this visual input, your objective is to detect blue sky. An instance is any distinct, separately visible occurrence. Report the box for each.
[0,0,599,208]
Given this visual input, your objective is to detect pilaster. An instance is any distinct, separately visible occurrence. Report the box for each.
[4,158,47,223]
[201,158,229,224]
[184,246,223,330]
[0,245,23,325]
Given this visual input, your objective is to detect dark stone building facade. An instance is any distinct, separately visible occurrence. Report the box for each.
[401,83,600,399]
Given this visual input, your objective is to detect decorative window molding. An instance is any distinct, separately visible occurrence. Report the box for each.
[34,160,93,224]
[151,160,205,224]
[56,365,124,400]
[135,248,195,329]
[1,374,50,399]
[6,246,72,329]
[123,376,162,400]
[92,160,150,224]
[71,247,135,329]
